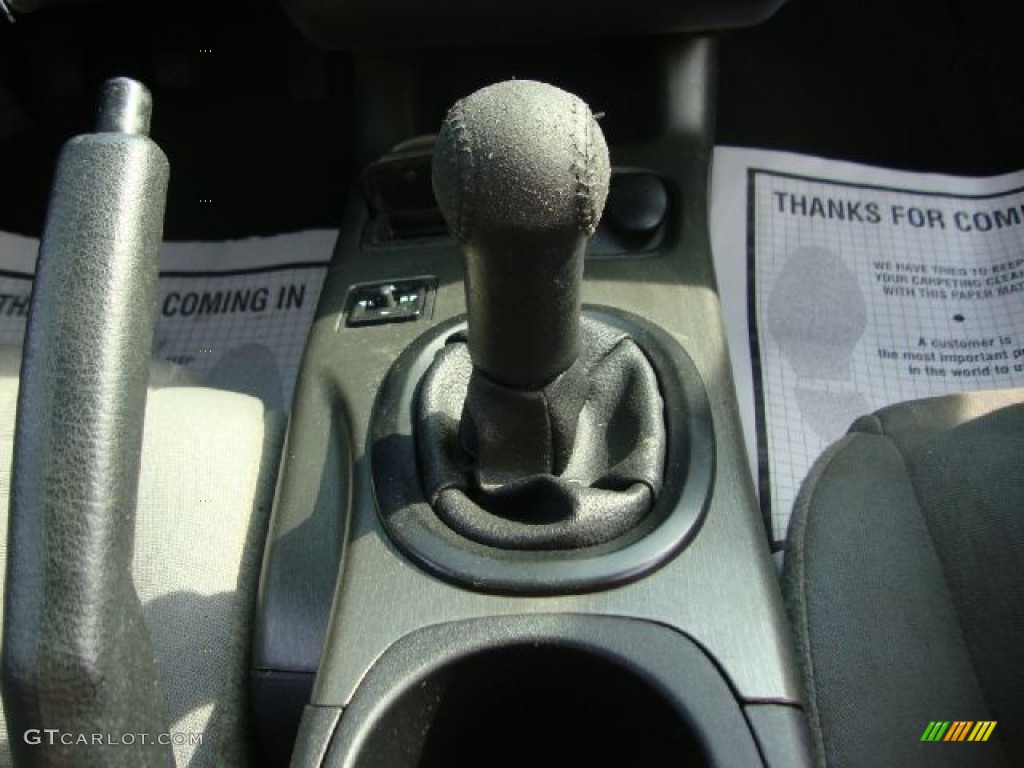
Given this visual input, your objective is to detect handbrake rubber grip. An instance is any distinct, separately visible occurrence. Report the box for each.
[2,79,172,767]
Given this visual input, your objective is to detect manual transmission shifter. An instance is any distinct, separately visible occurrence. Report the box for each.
[415,80,667,550]
[432,80,610,390]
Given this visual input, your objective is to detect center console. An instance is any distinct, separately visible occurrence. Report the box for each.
[253,35,812,767]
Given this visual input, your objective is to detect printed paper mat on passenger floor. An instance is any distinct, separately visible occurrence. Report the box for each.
[711,148,1024,543]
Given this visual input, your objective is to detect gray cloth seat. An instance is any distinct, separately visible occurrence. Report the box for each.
[782,389,1024,767]
[0,348,286,766]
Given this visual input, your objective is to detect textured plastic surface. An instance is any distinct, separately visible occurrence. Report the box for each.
[283,0,788,48]
[289,705,342,767]
[745,705,814,768]
[320,616,765,767]
[2,128,171,763]
[254,670,322,767]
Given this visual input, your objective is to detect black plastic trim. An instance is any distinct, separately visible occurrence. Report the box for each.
[289,705,344,767]
[320,615,765,767]
[744,704,814,768]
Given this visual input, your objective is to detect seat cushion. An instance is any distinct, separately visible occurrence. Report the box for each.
[134,386,285,767]
[0,364,285,767]
[782,389,1024,768]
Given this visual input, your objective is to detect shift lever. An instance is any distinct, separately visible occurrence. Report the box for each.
[417,80,665,550]
[432,80,611,390]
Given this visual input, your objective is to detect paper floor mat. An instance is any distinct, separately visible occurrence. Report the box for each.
[712,147,1024,541]
[0,229,335,413]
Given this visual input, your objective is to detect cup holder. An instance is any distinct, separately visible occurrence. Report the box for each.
[356,646,709,768]
[320,617,765,768]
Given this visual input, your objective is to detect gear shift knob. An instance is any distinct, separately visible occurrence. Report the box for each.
[432,80,611,390]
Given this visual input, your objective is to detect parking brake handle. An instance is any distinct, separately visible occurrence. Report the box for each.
[2,78,172,766]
